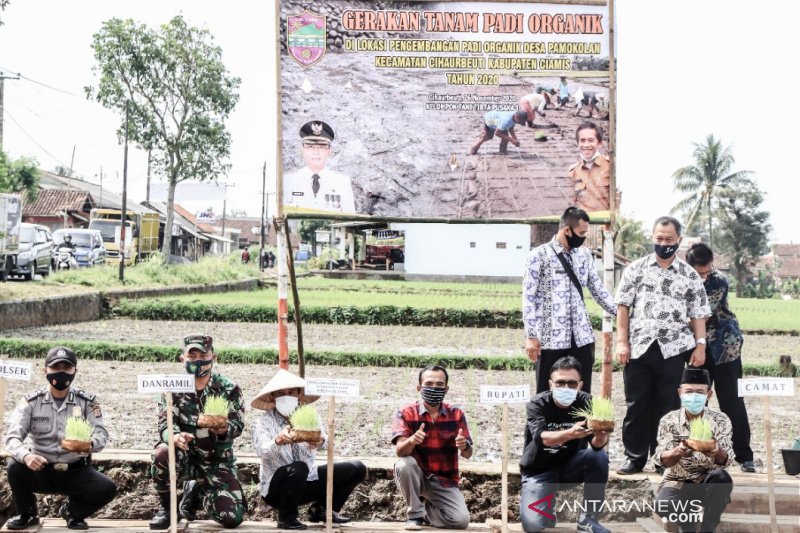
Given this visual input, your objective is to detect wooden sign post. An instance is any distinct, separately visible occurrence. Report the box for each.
[738,377,796,532]
[0,360,33,451]
[138,374,195,533]
[480,384,530,533]
[305,378,360,533]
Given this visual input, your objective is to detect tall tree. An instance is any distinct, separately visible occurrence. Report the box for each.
[613,213,650,260]
[87,16,240,257]
[0,0,9,27]
[0,150,40,202]
[671,134,751,248]
[715,177,771,289]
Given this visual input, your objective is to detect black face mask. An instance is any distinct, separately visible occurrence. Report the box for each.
[185,359,213,378]
[46,371,74,391]
[566,229,586,249]
[420,386,447,406]
[653,243,678,259]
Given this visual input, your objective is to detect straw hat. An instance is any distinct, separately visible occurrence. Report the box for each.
[251,368,320,410]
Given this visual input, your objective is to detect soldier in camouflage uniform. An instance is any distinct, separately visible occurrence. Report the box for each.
[4,346,116,530]
[149,334,246,530]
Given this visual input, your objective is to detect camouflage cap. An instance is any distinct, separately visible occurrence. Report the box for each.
[182,334,212,353]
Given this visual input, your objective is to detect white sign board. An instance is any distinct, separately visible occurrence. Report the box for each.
[137,374,194,394]
[305,378,360,398]
[196,211,216,224]
[480,384,530,405]
[0,360,32,382]
[738,378,795,397]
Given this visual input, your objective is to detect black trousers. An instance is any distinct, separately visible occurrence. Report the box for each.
[7,458,117,520]
[622,342,689,468]
[656,469,733,533]
[263,460,367,522]
[536,339,595,394]
[701,357,754,463]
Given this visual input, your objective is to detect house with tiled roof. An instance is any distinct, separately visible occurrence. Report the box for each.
[773,244,800,283]
[22,189,96,229]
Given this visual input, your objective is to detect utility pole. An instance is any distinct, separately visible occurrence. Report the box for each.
[145,149,152,205]
[64,145,75,228]
[99,166,103,207]
[220,182,234,254]
[260,162,266,272]
[119,103,129,282]
[0,71,21,150]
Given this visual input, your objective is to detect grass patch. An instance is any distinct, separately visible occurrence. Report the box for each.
[0,338,789,376]
[109,300,564,329]
[46,253,260,290]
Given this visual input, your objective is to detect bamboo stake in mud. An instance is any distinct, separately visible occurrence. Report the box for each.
[165,394,178,533]
[764,396,777,532]
[501,402,509,533]
[0,379,6,452]
[326,397,336,533]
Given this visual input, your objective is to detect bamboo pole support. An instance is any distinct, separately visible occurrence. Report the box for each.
[326,397,336,533]
[764,396,778,531]
[166,394,178,533]
[284,219,305,377]
[274,0,289,370]
[501,402,509,533]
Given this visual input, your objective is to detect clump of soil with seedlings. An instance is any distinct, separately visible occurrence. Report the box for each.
[197,395,229,431]
[572,397,615,433]
[686,418,716,452]
[61,417,93,453]
[289,404,322,444]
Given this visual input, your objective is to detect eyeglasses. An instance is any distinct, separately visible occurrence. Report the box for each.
[552,380,581,389]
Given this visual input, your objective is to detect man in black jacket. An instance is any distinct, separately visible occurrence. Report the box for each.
[519,356,610,533]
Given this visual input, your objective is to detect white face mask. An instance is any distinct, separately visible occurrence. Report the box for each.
[275,395,299,417]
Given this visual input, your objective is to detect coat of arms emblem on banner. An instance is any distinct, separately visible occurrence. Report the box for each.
[287,11,326,68]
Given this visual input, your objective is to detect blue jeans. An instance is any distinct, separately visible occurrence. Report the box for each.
[520,448,609,532]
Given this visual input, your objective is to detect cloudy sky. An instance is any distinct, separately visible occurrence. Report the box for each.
[0,0,795,243]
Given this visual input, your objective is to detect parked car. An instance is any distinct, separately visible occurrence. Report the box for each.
[12,223,54,280]
[53,229,106,268]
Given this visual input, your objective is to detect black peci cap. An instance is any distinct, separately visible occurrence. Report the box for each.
[681,368,711,386]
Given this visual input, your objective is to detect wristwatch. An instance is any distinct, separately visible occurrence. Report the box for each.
[695,338,706,345]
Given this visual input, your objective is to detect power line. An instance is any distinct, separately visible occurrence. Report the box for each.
[3,108,66,166]
[0,66,85,99]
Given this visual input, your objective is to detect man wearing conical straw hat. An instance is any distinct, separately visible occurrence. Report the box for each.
[251,369,366,530]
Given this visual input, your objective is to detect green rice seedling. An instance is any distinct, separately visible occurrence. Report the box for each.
[203,396,230,416]
[689,418,713,441]
[290,404,320,431]
[571,397,615,421]
[572,397,615,432]
[64,417,93,441]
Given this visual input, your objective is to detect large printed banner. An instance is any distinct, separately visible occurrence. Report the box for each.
[279,1,613,219]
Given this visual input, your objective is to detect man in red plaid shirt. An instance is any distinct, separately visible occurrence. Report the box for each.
[391,365,473,530]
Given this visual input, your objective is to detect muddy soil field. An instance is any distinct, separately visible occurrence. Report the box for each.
[5,318,795,363]
[0,360,795,524]
[1,361,796,466]
[0,458,651,525]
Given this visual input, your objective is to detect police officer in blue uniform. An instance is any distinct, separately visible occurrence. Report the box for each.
[3,346,116,530]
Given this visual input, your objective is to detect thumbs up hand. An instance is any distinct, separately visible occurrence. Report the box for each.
[411,423,427,445]
[455,427,468,451]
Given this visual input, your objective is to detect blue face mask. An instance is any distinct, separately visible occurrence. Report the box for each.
[552,387,578,407]
[680,393,707,415]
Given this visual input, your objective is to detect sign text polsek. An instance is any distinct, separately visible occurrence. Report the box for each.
[0,360,32,381]
[137,374,194,394]
[480,385,530,405]
[737,378,795,397]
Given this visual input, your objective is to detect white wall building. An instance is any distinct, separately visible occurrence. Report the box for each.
[393,223,529,279]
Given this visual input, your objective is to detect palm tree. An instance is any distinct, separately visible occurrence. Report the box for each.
[671,134,751,248]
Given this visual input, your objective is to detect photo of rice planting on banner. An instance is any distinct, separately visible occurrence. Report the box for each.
[279,0,613,220]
